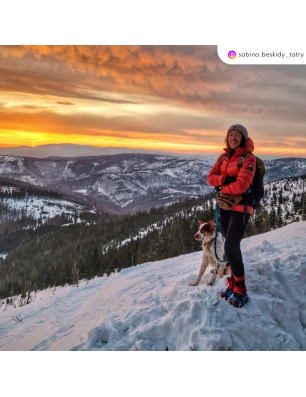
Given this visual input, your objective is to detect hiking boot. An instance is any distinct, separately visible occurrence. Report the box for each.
[228,285,248,308]
[219,277,235,300]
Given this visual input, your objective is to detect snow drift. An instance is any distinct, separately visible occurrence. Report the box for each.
[1,221,306,351]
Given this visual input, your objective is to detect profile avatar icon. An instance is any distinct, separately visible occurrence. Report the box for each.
[228,51,236,59]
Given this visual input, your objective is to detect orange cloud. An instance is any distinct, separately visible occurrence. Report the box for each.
[1,46,306,157]
[0,46,226,104]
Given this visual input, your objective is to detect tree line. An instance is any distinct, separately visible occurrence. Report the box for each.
[0,193,215,298]
[1,175,305,300]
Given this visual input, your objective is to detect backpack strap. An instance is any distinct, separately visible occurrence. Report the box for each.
[238,152,251,168]
[239,152,254,195]
[221,155,227,164]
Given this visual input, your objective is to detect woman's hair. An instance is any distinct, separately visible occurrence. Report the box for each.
[224,134,246,158]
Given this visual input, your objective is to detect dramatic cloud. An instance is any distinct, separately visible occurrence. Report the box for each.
[1,45,306,156]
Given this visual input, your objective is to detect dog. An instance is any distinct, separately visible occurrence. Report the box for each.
[189,220,229,287]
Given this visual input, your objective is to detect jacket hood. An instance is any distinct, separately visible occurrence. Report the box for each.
[223,137,254,156]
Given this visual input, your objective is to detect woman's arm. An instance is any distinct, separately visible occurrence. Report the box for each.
[207,154,226,187]
[221,154,256,195]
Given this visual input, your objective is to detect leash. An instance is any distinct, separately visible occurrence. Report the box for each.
[214,192,227,263]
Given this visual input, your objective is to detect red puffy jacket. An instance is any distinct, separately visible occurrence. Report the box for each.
[208,138,256,214]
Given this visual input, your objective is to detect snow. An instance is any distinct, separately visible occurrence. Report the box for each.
[0,194,96,224]
[1,153,305,214]
[1,221,306,351]
[73,189,88,194]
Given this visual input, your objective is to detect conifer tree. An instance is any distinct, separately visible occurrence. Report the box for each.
[269,207,277,229]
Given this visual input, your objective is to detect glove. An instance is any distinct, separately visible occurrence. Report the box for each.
[223,176,237,186]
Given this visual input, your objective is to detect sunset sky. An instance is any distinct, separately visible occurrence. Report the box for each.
[1,45,306,157]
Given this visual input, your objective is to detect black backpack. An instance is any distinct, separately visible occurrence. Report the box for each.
[221,153,265,209]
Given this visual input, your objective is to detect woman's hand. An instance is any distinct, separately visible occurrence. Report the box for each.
[223,176,237,186]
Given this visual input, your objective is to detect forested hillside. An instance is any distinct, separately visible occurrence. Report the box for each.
[1,174,305,300]
[0,178,104,234]
[0,193,215,298]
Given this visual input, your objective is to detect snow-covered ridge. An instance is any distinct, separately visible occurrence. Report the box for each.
[1,221,306,351]
[0,195,96,224]
[260,176,305,223]
[1,153,304,214]
[0,153,214,213]
[0,183,97,226]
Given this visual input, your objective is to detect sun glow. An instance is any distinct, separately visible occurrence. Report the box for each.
[0,45,305,157]
[2,123,306,157]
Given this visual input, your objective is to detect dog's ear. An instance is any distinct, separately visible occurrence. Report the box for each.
[202,220,215,233]
[198,220,204,225]
[208,220,215,232]
[202,223,210,232]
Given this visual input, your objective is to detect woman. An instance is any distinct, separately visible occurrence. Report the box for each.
[207,124,256,308]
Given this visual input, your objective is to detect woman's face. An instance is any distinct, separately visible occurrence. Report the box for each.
[227,130,243,150]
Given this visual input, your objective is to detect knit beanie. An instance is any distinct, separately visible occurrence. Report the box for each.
[227,124,248,141]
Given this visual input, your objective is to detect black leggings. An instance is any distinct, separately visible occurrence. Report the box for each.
[219,209,250,278]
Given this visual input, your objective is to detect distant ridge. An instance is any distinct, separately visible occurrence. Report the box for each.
[0,144,213,159]
[0,144,294,160]
[0,151,306,214]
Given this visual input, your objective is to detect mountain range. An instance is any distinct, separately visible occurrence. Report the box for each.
[0,144,215,159]
[0,153,306,213]
[0,144,281,160]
